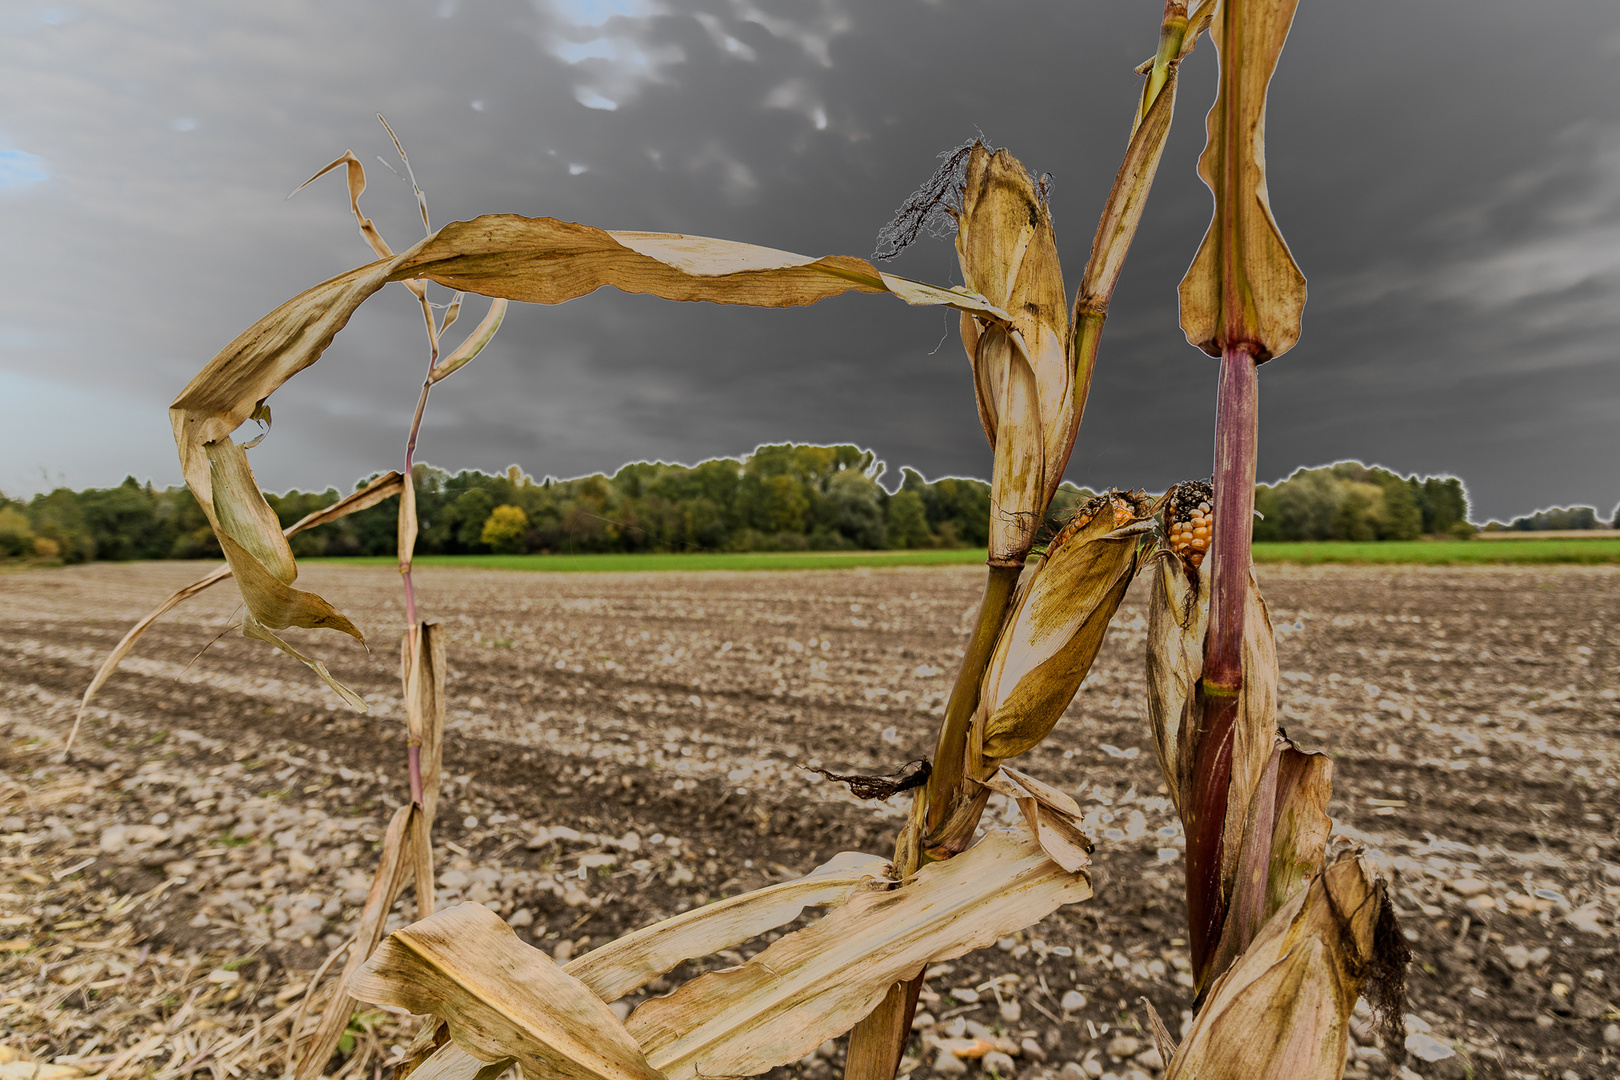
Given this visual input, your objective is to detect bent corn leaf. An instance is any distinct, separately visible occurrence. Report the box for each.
[628,827,1089,1080]
[1177,0,1306,361]
[351,903,663,1080]
[568,851,890,1003]
[69,470,402,747]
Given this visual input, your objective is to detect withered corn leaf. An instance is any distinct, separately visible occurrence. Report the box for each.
[383,828,1088,1080]
[567,851,890,1003]
[1165,854,1382,1080]
[1081,1,1214,307]
[625,827,1090,1080]
[428,297,508,384]
[976,493,1150,761]
[402,621,447,913]
[349,903,664,1080]
[1177,0,1306,361]
[70,471,402,747]
[171,217,1019,702]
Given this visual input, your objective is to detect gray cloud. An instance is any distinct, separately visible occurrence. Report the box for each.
[1,0,1616,522]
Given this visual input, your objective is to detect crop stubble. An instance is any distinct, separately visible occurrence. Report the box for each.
[1,562,1616,1078]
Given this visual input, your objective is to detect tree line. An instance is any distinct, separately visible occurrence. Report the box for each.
[2,449,1609,564]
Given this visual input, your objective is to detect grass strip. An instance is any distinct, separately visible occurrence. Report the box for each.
[310,549,990,573]
[1251,539,1620,565]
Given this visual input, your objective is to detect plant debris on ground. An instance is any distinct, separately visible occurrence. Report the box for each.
[1,562,1616,1078]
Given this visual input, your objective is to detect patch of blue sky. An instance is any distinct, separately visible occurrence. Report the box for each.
[0,148,48,189]
[549,0,658,30]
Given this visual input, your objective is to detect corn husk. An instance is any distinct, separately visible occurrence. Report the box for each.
[953,145,1072,566]
[1145,546,1285,988]
[1165,854,1386,1080]
[974,492,1153,763]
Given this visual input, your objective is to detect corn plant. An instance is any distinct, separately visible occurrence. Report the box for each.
[77,2,1410,1078]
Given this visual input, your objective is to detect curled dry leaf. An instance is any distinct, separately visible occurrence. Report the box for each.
[981,766,1093,873]
[171,214,1016,702]
[69,470,403,748]
[1177,0,1307,361]
[1165,854,1387,1080]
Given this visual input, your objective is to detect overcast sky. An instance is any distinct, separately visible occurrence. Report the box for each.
[2,0,1617,522]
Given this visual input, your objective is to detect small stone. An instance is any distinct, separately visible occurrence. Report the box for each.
[551,826,583,843]
[205,968,239,984]
[1060,990,1087,1012]
[1019,1039,1045,1063]
[817,1041,838,1061]
[932,1050,968,1077]
[1058,1064,1087,1080]
[912,1012,937,1031]
[99,825,128,854]
[1449,878,1490,898]
[507,908,534,928]
[999,999,1022,1023]
[526,829,554,849]
[981,1051,1016,1077]
[1133,1046,1165,1071]
[440,869,470,889]
[618,832,641,853]
[951,987,981,1004]
[997,937,1018,952]
[1566,904,1607,934]
[609,1000,632,1021]
[1464,895,1495,912]
[553,940,574,963]
[1105,1035,1140,1060]
[286,850,317,875]
[1602,1022,1620,1046]
[1501,945,1531,970]
[1404,1033,1454,1063]
[1081,1060,1103,1079]
[562,887,589,907]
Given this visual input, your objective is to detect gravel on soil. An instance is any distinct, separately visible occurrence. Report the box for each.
[0,561,1617,1079]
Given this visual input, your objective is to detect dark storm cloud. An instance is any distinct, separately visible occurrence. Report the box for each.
[1,0,1617,522]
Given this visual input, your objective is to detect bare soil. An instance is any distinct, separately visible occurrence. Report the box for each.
[1,561,1617,1079]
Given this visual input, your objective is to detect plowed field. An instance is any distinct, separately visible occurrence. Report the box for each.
[2,562,1616,1079]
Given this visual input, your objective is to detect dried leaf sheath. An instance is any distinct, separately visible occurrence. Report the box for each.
[1165,854,1390,1080]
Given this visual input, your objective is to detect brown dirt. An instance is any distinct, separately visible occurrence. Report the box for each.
[1,561,1617,1079]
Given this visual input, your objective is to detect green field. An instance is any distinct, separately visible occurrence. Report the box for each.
[318,549,991,573]
[310,537,1620,574]
[1251,538,1620,565]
